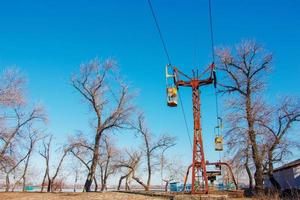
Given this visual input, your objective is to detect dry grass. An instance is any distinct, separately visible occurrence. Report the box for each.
[1,192,289,200]
[0,192,167,200]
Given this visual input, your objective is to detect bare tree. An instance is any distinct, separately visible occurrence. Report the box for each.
[18,125,44,191]
[0,106,46,159]
[258,97,300,190]
[40,135,71,192]
[161,157,185,191]
[68,133,99,191]
[225,155,247,189]
[98,136,119,191]
[71,161,82,192]
[0,69,46,160]
[229,142,254,189]
[131,113,176,191]
[216,40,272,191]
[116,150,141,191]
[73,168,79,192]
[71,58,135,192]
[40,135,51,192]
[69,134,120,191]
[225,105,254,189]
[51,178,66,192]
[0,68,47,191]
[2,150,29,191]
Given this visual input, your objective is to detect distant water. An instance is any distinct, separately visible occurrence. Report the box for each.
[0,187,83,192]
[0,186,165,192]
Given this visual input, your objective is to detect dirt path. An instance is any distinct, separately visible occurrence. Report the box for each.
[0,192,167,200]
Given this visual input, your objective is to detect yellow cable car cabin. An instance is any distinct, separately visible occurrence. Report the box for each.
[165,64,178,107]
[167,87,178,107]
[215,136,223,151]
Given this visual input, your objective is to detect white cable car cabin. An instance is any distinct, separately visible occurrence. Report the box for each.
[167,87,178,107]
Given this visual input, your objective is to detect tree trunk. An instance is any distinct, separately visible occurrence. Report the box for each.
[47,179,52,192]
[251,132,264,191]
[118,175,127,190]
[125,179,130,191]
[50,179,55,192]
[101,180,106,191]
[84,133,101,192]
[268,152,281,190]
[41,170,47,192]
[94,177,98,192]
[125,176,131,191]
[249,131,264,191]
[268,174,281,190]
[22,177,27,191]
[74,171,78,192]
[84,178,93,192]
[133,176,148,191]
[146,144,151,191]
[245,163,253,189]
[244,149,253,189]
[246,92,264,191]
[164,181,169,192]
[5,173,10,192]
[244,145,253,190]
[146,163,151,191]
[22,151,32,191]
[101,156,110,191]
[12,183,16,192]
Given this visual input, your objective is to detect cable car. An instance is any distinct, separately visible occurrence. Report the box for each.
[167,87,178,107]
[166,64,178,107]
[215,136,223,151]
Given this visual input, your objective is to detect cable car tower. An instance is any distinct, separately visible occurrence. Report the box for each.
[147,0,237,194]
[166,63,216,194]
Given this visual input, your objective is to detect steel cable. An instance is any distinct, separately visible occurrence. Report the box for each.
[147,0,193,150]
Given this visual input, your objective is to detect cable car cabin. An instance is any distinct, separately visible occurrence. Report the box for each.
[167,87,178,107]
[215,136,223,151]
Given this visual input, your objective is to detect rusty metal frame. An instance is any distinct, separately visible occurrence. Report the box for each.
[168,63,237,194]
[172,64,214,194]
[183,161,238,193]
[206,161,238,190]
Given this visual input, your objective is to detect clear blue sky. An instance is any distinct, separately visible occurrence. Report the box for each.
[0,0,300,182]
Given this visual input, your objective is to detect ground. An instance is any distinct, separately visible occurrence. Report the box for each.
[0,192,257,200]
[0,192,166,200]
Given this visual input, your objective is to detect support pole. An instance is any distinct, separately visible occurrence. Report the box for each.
[191,82,208,193]
[171,64,215,194]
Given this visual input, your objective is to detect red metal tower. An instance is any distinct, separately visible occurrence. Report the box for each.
[167,64,215,194]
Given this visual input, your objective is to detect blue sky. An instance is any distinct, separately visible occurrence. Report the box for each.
[0,0,300,184]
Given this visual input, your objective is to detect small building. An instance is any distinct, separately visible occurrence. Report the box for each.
[264,159,300,190]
